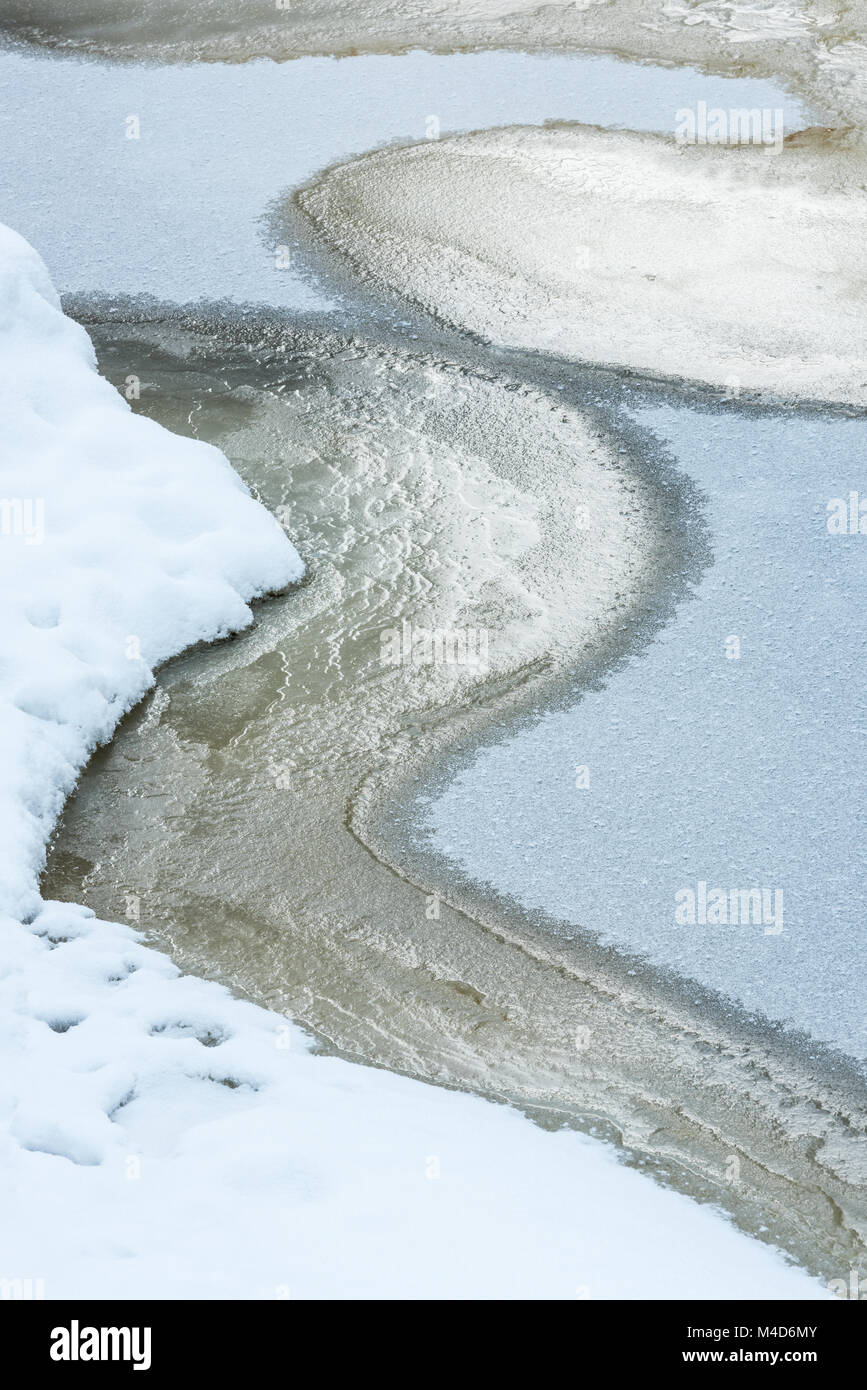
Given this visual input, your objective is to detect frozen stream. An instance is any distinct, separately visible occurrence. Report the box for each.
[10,38,862,1271]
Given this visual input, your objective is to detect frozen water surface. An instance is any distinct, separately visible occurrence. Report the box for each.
[0,46,811,307]
[421,405,867,1061]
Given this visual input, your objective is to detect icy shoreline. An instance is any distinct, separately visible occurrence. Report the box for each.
[0,227,830,1298]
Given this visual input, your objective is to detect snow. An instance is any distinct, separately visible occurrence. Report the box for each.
[299,122,867,405]
[0,222,303,922]
[1,909,830,1300]
[0,224,829,1298]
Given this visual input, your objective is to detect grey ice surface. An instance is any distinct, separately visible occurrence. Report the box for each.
[421,407,867,1060]
[0,47,810,307]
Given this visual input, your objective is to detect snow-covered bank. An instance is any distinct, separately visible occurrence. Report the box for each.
[0,223,302,919]
[0,902,832,1301]
[0,225,830,1298]
[298,123,867,405]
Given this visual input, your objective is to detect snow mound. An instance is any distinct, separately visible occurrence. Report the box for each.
[0,223,302,920]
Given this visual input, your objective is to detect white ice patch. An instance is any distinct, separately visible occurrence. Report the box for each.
[299,122,867,404]
[662,1,822,42]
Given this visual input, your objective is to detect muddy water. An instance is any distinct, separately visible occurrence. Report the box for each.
[42,310,866,1283]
